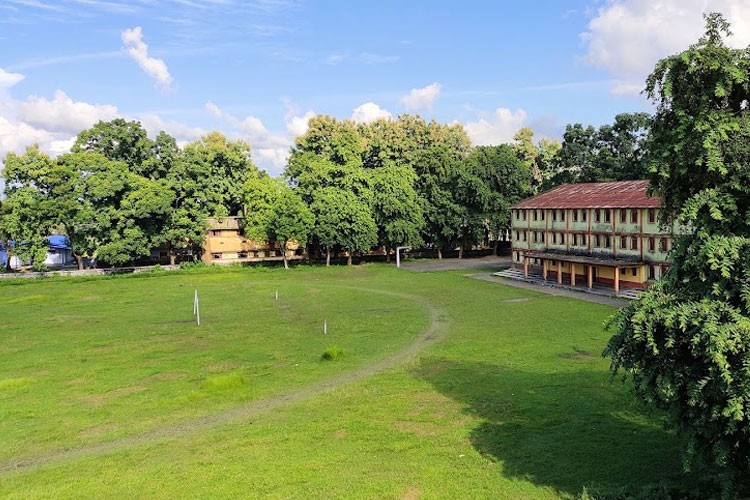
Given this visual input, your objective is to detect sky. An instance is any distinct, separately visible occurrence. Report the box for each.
[3,0,750,177]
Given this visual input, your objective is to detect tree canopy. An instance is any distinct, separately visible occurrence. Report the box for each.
[605,14,750,492]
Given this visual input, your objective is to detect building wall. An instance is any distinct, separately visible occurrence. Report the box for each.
[511,206,675,286]
[202,217,303,265]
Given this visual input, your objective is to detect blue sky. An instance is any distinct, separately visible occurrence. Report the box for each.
[2,0,749,176]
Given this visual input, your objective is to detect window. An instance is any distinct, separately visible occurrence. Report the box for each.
[660,238,668,252]
[515,211,520,220]
[541,210,545,221]
[581,234,587,246]
[533,232,538,243]
[573,210,578,222]
[604,209,611,223]
[620,209,626,223]
[541,232,545,243]
[552,210,557,222]
[522,231,527,241]
[582,210,587,222]
[523,210,527,221]
[560,233,565,245]
[211,252,222,259]
[649,237,655,252]
[560,210,565,221]
[595,235,600,247]
[515,231,520,240]
[210,230,221,236]
[649,266,656,279]
[631,236,638,250]
[533,210,538,221]
[648,208,656,224]
[630,209,638,224]
[604,236,610,248]
[552,233,557,244]
[620,236,627,249]
[595,209,601,223]
[632,268,637,277]
[620,268,626,275]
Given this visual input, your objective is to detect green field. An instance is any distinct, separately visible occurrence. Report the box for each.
[0,264,686,498]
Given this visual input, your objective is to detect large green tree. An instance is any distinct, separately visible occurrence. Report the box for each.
[1,146,58,270]
[605,14,750,492]
[545,113,650,189]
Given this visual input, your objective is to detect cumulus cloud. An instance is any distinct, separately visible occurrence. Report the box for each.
[582,0,750,95]
[204,101,292,173]
[462,107,528,146]
[351,102,392,123]
[121,26,174,89]
[400,82,441,112]
[18,90,118,134]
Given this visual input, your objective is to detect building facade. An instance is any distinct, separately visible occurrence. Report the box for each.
[511,180,677,294]
[202,217,304,265]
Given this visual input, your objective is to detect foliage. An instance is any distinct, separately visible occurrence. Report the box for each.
[545,113,651,189]
[605,13,750,492]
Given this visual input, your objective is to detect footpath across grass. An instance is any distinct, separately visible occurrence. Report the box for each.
[0,264,688,498]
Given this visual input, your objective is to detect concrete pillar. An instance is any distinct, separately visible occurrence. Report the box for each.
[557,260,562,285]
[542,259,547,281]
[570,263,576,287]
[523,257,529,278]
[587,265,593,290]
[614,267,620,296]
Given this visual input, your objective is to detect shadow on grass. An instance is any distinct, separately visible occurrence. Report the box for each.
[415,358,693,497]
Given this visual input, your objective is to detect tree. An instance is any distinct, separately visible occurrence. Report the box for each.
[310,187,377,266]
[1,146,58,271]
[467,144,531,254]
[72,118,154,173]
[605,14,750,492]
[268,186,313,269]
[546,113,650,189]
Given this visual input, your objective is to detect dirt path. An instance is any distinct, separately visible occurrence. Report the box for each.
[0,286,449,475]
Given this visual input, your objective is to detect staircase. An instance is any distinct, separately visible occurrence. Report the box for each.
[493,268,643,301]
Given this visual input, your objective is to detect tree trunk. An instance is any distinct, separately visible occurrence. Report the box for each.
[347,253,352,266]
[458,244,464,259]
[386,246,391,263]
[493,238,499,256]
[326,247,331,267]
[169,253,176,266]
[437,248,442,260]
[282,241,289,269]
[76,254,84,270]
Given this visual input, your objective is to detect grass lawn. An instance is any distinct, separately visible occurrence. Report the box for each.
[0,264,687,498]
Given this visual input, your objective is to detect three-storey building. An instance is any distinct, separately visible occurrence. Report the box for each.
[510,180,676,295]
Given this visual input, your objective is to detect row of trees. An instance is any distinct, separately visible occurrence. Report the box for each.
[0,110,653,272]
[0,120,258,270]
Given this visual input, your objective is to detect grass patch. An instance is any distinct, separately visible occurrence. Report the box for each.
[0,264,695,498]
[0,377,34,391]
[200,372,246,393]
[321,346,344,361]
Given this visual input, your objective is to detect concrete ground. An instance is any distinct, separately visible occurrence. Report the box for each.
[397,255,629,307]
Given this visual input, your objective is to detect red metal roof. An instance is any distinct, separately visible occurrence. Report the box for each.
[512,180,661,209]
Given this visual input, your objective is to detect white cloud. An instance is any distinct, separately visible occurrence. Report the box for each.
[0,68,24,90]
[204,101,292,173]
[286,110,315,137]
[582,0,750,95]
[400,82,441,112]
[18,90,118,134]
[134,112,204,145]
[462,107,528,146]
[351,102,391,123]
[121,26,174,89]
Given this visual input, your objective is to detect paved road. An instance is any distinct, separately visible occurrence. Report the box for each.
[400,255,511,272]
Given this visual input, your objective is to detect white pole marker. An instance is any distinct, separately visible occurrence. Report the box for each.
[324,320,327,334]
